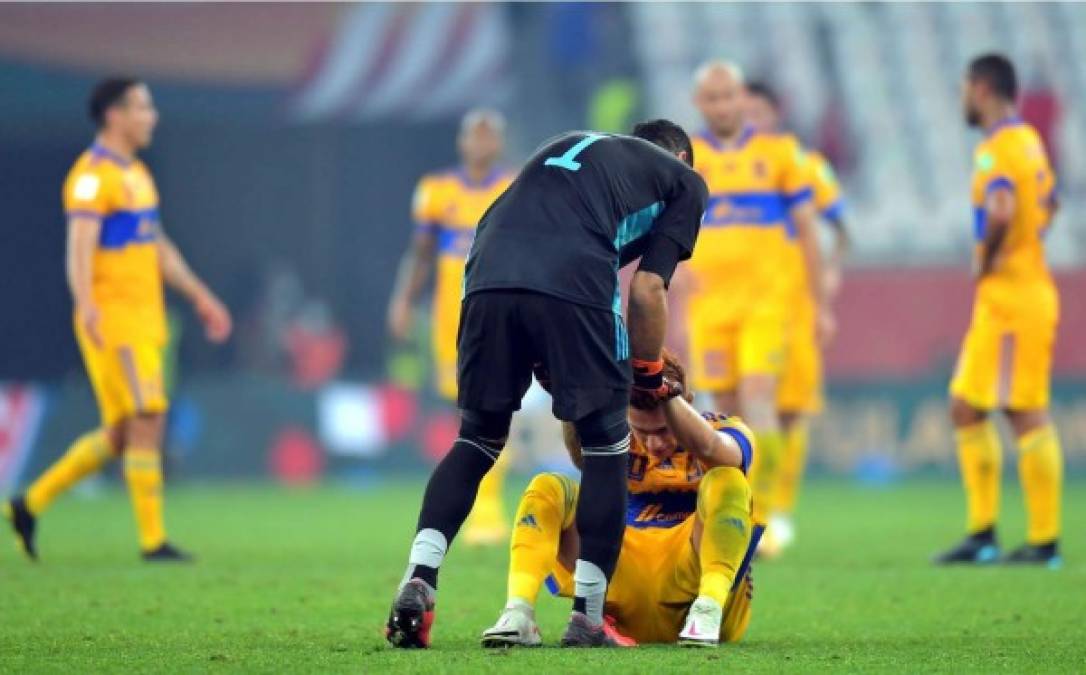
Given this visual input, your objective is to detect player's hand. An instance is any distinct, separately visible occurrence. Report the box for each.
[388,299,412,342]
[631,358,683,401]
[532,362,553,393]
[816,307,837,346]
[822,265,843,301]
[630,376,683,409]
[77,303,104,349]
[195,291,232,343]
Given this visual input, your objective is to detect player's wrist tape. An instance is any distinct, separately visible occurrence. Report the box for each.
[631,358,665,391]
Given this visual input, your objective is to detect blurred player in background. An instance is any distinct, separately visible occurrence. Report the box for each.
[3,78,232,561]
[685,61,831,535]
[387,110,515,545]
[935,54,1063,568]
[744,81,850,556]
[386,122,707,649]
[481,350,760,649]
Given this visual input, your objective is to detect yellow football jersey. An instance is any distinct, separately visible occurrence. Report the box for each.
[626,412,753,529]
[412,167,513,399]
[689,128,812,316]
[62,144,166,344]
[970,118,1058,319]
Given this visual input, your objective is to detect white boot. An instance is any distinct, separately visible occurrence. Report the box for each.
[678,596,722,647]
[481,604,542,648]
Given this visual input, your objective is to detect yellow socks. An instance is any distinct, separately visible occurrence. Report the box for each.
[1017,425,1063,544]
[696,467,753,606]
[955,420,1002,534]
[749,430,784,523]
[26,430,113,515]
[464,445,512,545]
[123,447,167,551]
[773,421,809,516]
[507,472,576,606]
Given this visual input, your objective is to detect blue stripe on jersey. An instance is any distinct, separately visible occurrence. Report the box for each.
[613,314,629,361]
[98,208,159,249]
[436,228,475,257]
[544,574,561,596]
[701,191,791,228]
[626,489,697,529]
[720,427,753,475]
[973,207,987,242]
[611,200,665,317]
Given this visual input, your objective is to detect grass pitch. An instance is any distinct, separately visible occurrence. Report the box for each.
[1,478,1083,673]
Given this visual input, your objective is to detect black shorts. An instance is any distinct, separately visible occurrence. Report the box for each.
[457,290,631,421]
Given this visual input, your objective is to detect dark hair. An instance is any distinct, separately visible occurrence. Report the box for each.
[745,80,781,110]
[631,119,694,166]
[89,77,142,128]
[968,54,1017,101]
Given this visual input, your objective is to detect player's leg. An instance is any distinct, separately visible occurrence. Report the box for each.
[5,322,128,560]
[481,472,579,647]
[388,291,530,648]
[124,411,189,561]
[560,394,631,647]
[1002,322,1062,567]
[937,320,1002,564]
[736,315,786,536]
[679,466,753,647]
[4,424,122,560]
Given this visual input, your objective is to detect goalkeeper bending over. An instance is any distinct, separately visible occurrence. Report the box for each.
[482,350,762,647]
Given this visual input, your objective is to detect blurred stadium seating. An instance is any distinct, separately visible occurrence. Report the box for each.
[0,3,1083,489]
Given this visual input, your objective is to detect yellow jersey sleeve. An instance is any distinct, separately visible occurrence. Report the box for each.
[411,174,445,234]
[778,135,813,205]
[701,411,755,475]
[63,160,117,217]
[808,152,844,221]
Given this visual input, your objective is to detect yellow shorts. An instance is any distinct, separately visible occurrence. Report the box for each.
[431,300,460,402]
[777,301,823,413]
[547,516,753,644]
[75,319,168,427]
[687,296,787,393]
[949,302,1055,411]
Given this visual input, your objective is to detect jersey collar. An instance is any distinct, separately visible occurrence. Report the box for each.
[698,125,755,151]
[985,115,1022,138]
[90,143,134,168]
[456,165,502,190]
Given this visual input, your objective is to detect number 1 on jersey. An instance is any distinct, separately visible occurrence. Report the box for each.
[544,134,604,171]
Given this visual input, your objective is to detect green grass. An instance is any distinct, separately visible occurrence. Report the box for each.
[1,478,1083,673]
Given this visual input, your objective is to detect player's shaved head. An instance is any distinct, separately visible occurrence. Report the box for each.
[692,60,747,139]
[458,108,505,170]
[693,60,745,90]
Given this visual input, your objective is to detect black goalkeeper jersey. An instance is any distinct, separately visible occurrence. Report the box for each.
[463,131,707,313]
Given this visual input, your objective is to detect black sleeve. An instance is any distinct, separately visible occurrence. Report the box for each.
[636,234,683,286]
[618,236,651,267]
[649,169,708,260]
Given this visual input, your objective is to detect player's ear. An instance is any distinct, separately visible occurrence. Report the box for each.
[676,149,690,165]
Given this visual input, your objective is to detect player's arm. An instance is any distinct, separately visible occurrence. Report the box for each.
[977,185,1015,279]
[67,214,104,348]
[628,170,707,394]
[821,207,850,300]
[788,149,834,343]
[157,230,232,343]
[387,228,437,341]
[661,397,744,470]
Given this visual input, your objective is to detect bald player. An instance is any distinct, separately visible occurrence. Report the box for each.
[388,110,516,545]
[684,62,831,532]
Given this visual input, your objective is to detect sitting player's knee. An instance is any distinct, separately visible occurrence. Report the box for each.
[525,472,571,502]
[698,466,750,510]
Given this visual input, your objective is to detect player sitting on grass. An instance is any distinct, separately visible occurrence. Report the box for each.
[481,351,761,648]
